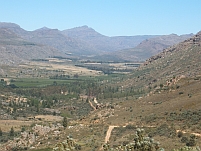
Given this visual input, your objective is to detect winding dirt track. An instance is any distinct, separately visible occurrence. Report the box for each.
[176,130,201,137]
[104,126,201,145]
[88,100,96,110]
[105,126,119,143]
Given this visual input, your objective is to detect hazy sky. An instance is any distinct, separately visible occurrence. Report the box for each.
[1,0,201,36]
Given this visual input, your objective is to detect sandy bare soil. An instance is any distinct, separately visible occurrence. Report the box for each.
[88,100,96,111]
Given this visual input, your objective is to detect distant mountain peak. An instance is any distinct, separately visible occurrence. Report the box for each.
[62,25,106,40]
[80,25,89,28]
[34,27,60,32]
[37,26,51,30]
[67,25,95,32]
[169,33,178,36]
[0,22,21,28]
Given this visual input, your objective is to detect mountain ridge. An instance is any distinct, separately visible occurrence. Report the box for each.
[0,22,160,59]
[0,28,66,65]
[0,22,195,63]
[109,33,194,61]
[62,26,158,53]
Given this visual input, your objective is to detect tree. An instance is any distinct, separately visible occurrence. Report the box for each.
[10,127,14,136]
[177,131,183,138]
[21,126,26,132]
[0,127,2,136]
[53,111,56,116]
[73,74,79,78]
[63,117,68,129]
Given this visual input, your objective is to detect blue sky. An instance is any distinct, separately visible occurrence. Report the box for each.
[0,0,201,36]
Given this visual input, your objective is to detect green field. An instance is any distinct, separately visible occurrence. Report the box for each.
[10,78,88,88]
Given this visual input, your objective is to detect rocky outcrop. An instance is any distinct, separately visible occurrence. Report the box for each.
[143,31,201,66]
[2,123,63,151]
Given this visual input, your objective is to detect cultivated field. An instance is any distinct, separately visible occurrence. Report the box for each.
[21,58,103,76]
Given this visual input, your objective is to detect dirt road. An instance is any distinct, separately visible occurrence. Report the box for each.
[105,126,119,143]
[89,100,96,110]
[104,126,201,144]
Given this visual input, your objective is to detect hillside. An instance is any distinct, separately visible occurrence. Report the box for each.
[78,32,201,150]
[0,28,66,65]
[116,31,200,90]
[107,33,193,61]
[107,31,201,149]
[142,31,201,78]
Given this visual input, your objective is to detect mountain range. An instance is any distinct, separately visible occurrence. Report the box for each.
[0,28,63,65]
[0,22,195,64]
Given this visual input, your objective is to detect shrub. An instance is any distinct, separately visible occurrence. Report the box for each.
[181,136,188,143]
[179,92,184,95]
[53,136,78,150]
[186,135,196,147]
[177,131,183,138]
[9,127,15,136]
[63,117,68,129]
[0,128,2,136]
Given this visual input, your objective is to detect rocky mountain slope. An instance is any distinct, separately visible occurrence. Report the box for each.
[105,31,201,149]
[0,28,65,65]
[120,31,201,91]
[142,31,201,77]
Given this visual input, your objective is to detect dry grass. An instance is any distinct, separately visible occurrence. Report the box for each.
[0,120,33,132]
[34,115,63,122]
